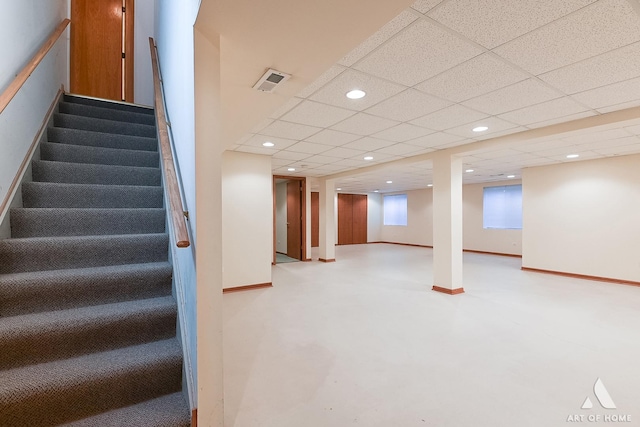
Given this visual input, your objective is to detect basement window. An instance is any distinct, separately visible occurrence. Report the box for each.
[383,194,407,226]
[483,185,522,229]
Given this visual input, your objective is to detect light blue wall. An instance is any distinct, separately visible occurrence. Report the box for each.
[0,1,68,223]
[155,0,201,408]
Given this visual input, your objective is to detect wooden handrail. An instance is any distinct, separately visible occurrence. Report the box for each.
[0,19,70,115]
[149,38,190,248]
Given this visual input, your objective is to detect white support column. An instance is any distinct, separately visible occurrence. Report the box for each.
[318,178,336,262]
[432,152,464,295]
[194,29,224,425]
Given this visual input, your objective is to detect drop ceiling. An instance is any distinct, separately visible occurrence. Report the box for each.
[231,0,640,193]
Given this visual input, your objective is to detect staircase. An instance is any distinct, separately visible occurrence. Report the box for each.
[0,95,191,426]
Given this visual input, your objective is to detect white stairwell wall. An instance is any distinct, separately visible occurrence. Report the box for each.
[0,1,69,236]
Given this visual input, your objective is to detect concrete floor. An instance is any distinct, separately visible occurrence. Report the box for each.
[223,244,640,427]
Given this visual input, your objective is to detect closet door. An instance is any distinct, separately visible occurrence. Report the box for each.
[352,194,368,244]
[337,194,353,245]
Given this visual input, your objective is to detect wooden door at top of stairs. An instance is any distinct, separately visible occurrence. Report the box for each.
[70,0,134,102]
[287,181,302,260]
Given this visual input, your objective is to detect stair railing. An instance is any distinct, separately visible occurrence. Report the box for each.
[0,19,70,115]
[0,19,70,225]
[148,38,190,248]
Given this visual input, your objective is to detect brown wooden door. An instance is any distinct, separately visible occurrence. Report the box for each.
[338,193,367,245]
[352,194,368,244]
[286,181,302,260]
[337,194,353,245]
[311,192,319,247]
[71,0,134,102]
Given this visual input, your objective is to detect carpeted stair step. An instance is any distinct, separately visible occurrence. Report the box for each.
[61,392,190,427]
[22,182,163,208]
[10,208,166,237]
[47,127,158,151]
[0,339,183,427]
[64,94,154,116]
[32,160,161,186]
[54,113,156,138]
[0,233,168,274]
[0,262,173,317]
[59,101,156,126]
[41,141,159,168]
[0,296,177,370]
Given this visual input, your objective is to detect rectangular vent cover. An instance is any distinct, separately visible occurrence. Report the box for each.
[253,68,291,92]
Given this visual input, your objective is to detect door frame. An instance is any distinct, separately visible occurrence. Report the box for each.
[273,175,307,264]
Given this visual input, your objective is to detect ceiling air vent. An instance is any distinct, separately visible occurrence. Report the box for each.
[253,68,291,93]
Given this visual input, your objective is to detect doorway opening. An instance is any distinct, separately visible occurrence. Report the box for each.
[273,176,307,264]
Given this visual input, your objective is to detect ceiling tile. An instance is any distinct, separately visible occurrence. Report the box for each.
[497,97,589,126]
[571,77,640,109]
[354,20,483,86]
[364,89,451,122]
[410,104,489,131]
[272,151,312,161]
[305,129,362,146]
[576,135,640,151]
[373,123,434,142]
[250,119,273,133]
[280,100,356,128]
[461,79,562,115]
[374,143,427,156]
[524,111,597,129]
[331,158,369,168]
[415,53,529,103]
[331,113,400,135]
[407,132,465,148]
[561,128,633,145]
[296,65,347,98]
[339,11,419,66]
[309,69,406,111]
[428,0,597,49]
[301,154,344,165]
[285,141,333,155]
[592,143,640,156]
[260,120,322,140]
[343,137,393,151]
[493,0,640,75]
[444,116,519,138]
[242,134,299,150]
[321,146,367,159]
[539,42,640,95]
[271,158,292,167]
[411,0,445,14]
[268,97,303,119]
[595,100,640,114]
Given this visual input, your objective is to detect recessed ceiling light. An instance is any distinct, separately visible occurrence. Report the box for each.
[374,190,379,193]
[346,89,366,99]
[386,180,392,184]
[472,126,488,132]
[507,175,515,178]
[287,168,296,171]
[364,156,374,161]
[262,141,274,147]
[427,184,433,187]
[465,169,474,173]
[566,154,580,159]
[336,188,342,191]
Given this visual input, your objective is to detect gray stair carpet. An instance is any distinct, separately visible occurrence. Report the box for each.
[0,94,190,426]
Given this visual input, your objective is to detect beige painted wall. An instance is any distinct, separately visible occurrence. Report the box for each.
[463,181,522,255]
[372,181,523,255]
[367,193,382,242]
[522,154,640,282]
[222,151,273,288]
[379,189,434,246]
